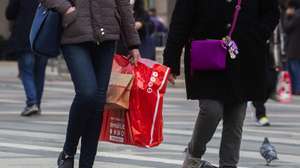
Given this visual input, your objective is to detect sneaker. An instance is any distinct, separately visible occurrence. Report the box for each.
[57,151,74,168]
[257,116,271,126]
[37,107,42,115]
[182,148,217,168]
[21,104,39,117]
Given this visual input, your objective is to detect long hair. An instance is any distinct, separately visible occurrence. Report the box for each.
[133,0,146,18]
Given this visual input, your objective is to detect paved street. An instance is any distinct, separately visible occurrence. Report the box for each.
[0,61,300,168]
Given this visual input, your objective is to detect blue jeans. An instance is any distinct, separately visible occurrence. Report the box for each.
[62,41,115,168]
[288,59,300,93]
[18,52,48,106]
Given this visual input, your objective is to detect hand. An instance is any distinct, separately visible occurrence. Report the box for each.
[168,73,176,85]
[135,21,143,30]
[286,8,295,16]
[128,49,141,66]
[65,6,76,15]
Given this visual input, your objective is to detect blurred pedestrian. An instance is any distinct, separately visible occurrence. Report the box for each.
[148,8,168,47]
[252,0,289,127]
[164,0,279,167]
[284,0,300,95]
[40,0,141,167]
[148,8,167,33]
[6,0,48,117]
[252,54,278,126]
[117,0,156,60]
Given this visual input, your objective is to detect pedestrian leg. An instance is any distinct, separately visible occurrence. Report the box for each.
[34,55,48,109]
[219,102,247,168]
[189,100,224,158]
[252,101,266,119]
[79,41,115,168]
[19,52,38,106]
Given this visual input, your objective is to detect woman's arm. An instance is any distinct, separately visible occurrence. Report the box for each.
[40,0,72,14]
[163,0,194,76]
[258,0,280,41]
[116,0,141,49]
[5,0,20,21]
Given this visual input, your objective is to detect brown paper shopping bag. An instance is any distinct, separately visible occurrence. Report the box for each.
[106,72,133,110]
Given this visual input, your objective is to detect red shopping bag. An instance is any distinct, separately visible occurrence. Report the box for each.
[274,70,292,103]
[100,109,133,144]
[129,58,170,147]
[100,57,170,148]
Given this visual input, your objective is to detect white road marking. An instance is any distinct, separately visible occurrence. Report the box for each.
[0,142,248,168]
[29,120,300,137]
[164,129,300,145]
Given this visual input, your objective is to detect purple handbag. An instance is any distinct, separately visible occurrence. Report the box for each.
[191,0,242,71]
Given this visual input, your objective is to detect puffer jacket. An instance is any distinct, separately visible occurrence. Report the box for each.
[40,0,140,47]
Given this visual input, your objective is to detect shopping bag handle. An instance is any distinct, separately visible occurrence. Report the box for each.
[114,54,130,67]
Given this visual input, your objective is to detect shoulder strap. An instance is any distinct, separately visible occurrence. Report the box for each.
[228,0,242,37]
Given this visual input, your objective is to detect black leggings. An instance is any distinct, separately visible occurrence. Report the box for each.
[62,41,115,168]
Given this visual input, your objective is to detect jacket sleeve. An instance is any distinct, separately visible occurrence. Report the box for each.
[116,0,141,49]
[163,0,194,76]
[284,10,300,34]
[258,0,280,41]
[5,0,20,21]
[40,0,72,14]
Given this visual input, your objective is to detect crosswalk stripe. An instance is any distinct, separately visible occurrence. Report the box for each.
[28,120,300,137]
[163,112,300,118]
[0,129,300,163]
[1,110,300,119]
[0,118,300,145]
[156,144,300,164]
[3,83,300,108]
[164,129,300,146]
[0,142,248,168]
[165,121,300,126]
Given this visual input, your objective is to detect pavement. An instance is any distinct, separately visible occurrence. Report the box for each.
[0,61,300,168]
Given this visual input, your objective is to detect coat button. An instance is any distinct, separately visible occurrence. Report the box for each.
[101,32,105,36]
[227,24,232,29]
[100,28,104,31]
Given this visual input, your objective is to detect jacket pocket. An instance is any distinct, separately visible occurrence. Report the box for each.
[62,10,78,28]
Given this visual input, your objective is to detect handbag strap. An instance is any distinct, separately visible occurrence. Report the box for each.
[228,0,242,37]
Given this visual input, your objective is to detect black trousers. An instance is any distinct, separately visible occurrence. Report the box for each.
[252,101,267,119]
[189,100,247,167]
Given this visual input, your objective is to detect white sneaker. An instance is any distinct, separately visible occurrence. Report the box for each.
[257,117,271,126]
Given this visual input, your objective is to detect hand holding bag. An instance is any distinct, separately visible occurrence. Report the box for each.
[30,4,62,58]
[190,0,242,71]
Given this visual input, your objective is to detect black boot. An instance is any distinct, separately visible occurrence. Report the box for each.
[57,151,74,168]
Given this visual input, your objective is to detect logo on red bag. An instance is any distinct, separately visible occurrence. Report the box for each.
[109,117,125,143]
[147,72,158,93]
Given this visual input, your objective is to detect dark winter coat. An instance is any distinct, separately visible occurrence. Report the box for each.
[117,0,155,60]
[284,9,300,59]
[163,0,280,102]
[41,0,140,47]
[5,0,39,52]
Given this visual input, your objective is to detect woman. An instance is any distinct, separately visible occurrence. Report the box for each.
[164,0,279,167]
[117,0,156,60]
[40,0,141,168]
[6,0,48,116]
[284,0,300,95]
